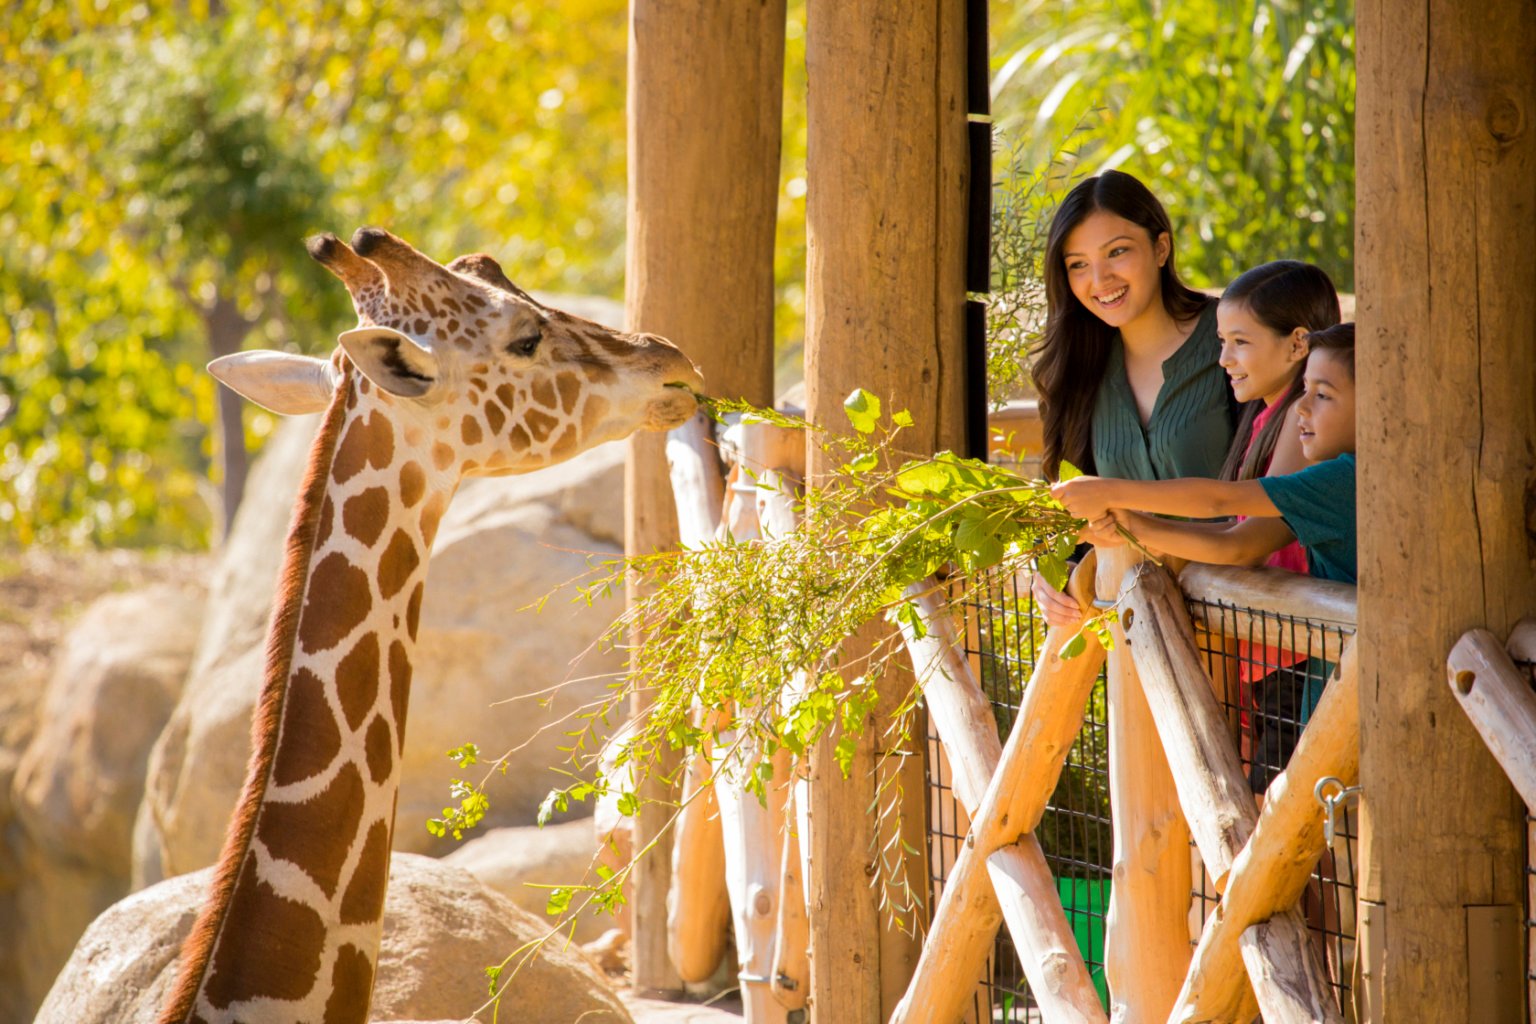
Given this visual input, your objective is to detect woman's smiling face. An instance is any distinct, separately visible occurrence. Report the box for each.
[1062,210,1169,330]
[1216,299,1309,405]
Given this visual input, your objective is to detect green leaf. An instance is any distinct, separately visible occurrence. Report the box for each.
[843,388,882,434]
[1058,458,1085,482]
[891,409,915,428]
[546,886,573,916]
[1037,552,1070,592]
[1059,632,1088,659]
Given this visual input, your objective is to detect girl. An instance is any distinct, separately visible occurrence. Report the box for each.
[1029,170,1239,626]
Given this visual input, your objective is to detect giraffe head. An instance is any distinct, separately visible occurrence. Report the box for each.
[210,227,704,477]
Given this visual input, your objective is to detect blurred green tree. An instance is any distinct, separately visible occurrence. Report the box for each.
[989,0,1355,292]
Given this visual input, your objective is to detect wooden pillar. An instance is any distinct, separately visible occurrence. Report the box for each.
[1355,0,1536,1018]
[802,1,969,1019]
[624,0,784,995]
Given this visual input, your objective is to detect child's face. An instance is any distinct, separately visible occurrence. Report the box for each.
[1295,348,1356,461]
[1216,299,1309,404]
[1062,211,1170,331]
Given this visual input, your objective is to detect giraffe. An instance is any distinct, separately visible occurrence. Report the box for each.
[158,227,703,1024]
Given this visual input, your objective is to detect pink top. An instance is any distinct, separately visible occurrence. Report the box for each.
[1247,402,1309,574]
[1239,401,1308,689]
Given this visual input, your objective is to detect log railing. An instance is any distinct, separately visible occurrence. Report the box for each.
[650,413,1369,1024]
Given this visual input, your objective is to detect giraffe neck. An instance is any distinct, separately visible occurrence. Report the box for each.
[162,370,454,1024]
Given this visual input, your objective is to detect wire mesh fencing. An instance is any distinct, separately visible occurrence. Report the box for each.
[928,567,1359,1022]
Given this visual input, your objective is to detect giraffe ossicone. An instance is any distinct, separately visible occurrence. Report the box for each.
[160,228,702,1024]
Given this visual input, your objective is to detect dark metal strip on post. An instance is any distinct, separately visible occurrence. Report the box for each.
[962,1,991,460]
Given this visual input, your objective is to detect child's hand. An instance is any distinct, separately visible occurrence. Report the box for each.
[1051,475,1117,522]
[1079,514,1124,549]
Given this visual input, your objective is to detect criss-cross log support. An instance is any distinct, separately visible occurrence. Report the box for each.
[665,422,807,1019]
[1169,641,1359,1024]
[1447,628,1536,809]
[890,554,1108,1024]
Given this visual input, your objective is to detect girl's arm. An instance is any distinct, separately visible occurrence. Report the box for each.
[1117,510,1296,567]
[1051,474,1280,521]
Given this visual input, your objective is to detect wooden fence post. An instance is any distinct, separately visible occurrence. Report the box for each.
[1355,0,1536,1017]
[802,0,968,1019]
[1095,545,1191,1022]
[625,0,784,994]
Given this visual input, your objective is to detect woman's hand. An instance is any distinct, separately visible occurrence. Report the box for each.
[1030,565,1085,629]
[1050,475,1120,522]
[1079,514,1124,549]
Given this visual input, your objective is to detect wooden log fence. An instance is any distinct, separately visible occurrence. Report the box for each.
[654,409,1371,1023]
[890,555,1109,1024]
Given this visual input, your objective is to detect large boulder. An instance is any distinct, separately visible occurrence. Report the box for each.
[138,381,630,881]
[443,819,619,944]
[37,851,633,1024]
[3,583,203,1021]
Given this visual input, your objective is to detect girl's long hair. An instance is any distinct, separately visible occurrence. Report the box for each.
[1216,261,1342,481]
[1031,170,1210,481]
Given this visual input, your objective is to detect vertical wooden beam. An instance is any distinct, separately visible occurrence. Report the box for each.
[1355,0,1536,1018]
[1096,546,1191,1023]
[625,0,785,995]
[802,1,968,1019]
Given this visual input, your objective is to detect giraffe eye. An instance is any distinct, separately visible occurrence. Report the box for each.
[507,330,542,358]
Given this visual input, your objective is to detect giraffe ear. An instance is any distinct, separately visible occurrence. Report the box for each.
[208,351,339,415]
[338,326,439,399]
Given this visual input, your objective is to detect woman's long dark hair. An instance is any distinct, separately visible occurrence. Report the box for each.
[1031,170,1210,480]
[1216,261,1341,481]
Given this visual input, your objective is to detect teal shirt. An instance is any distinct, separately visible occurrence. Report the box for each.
[1258,453,1358,584]
[1091,302,1236,482]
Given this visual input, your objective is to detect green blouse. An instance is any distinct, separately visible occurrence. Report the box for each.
[1091,302,1237,482]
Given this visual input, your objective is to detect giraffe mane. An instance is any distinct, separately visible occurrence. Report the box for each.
[159,364,355,1024]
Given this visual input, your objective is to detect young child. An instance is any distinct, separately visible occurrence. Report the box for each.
[1051,322,1357,792]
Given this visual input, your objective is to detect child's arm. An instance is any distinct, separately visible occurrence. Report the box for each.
[1117,510,1297,567]
[1051,474,1281,522]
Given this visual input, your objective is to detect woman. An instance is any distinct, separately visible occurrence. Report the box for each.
[1029,169,1239,624]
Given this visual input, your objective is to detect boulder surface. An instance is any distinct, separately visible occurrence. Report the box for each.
[36,851,633,1024]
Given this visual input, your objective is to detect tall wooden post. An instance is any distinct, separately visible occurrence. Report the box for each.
[1095,546,1192,1023]
[802,1,969,1020]
[624,0,784,995]
[1355,0,1536,1018]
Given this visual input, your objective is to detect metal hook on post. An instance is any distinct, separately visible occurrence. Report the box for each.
[1313,775,1362,846]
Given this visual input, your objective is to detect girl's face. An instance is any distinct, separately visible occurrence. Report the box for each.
[1062,211,1169,330]
[1295,348,1356,461]
[1216,299,1309,405]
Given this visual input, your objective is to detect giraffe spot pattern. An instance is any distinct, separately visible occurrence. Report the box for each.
[340,821,392,926]
[317,494,335,549]
[332,411,394,485]
[432,441,454,471]
[377,529,421,601]
[323,944,375,1024]
[508,424,531,452]
[341,487,389,548]
[556,373,581,413]
[204,857,326,1008]
[484,399,505,435]
[336,633,381,732]
[406,583,424,642]
[388,639,411,750]
[257,762,365,900]
[364,714,394,783]
[526,407,559,444]
[531,377,557,409]
[399,460,425,508]
[272,668,343,787]
[299,554,372,654]
[461,415,483,446]
[420,493,448,546]
[551,425,579,461]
